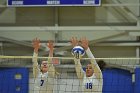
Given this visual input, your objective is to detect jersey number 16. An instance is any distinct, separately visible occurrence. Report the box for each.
[86,83,92,89]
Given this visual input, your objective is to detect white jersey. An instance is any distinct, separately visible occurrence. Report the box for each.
[82,48,103,93]
[33,71,54,93]
[82,73,103,93]
[32,52,55,93]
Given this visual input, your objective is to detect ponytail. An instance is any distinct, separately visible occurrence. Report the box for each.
[97,60,106,71]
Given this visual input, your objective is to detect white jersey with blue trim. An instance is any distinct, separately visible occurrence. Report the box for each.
[82,47,103,93]
[32,51,55,93]
[33,71,54,93]
[82,73,102,93]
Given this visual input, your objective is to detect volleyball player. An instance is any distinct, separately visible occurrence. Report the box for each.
[71,37,104,93]
[32,38,55,93]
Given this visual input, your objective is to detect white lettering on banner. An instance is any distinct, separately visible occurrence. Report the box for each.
[12,1,23,5]
[47,0,60,5]
[84,0,95,4]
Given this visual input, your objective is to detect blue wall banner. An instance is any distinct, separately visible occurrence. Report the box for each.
[0,68,29,93]
[103,68,133,93]
[134,68,140,93]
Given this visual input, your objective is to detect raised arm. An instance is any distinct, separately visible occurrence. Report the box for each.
[47,40,55,77]
[32,38,40,78]
[81,37,102,81]
[47,40,53,65]
[71,37,84,80]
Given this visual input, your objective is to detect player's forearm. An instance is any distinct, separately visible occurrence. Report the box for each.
[86,47,96,60]
[74,58,84,79]
[48,49,55,77]
[33,67,39,78]
[47,57,55,77]
[48,49,53,65]
[32,51,39,78]
[47,55,53,70]
[86,47,102,79]
[86,48,101,71]
[49,49,53,57]
[32,51,39,66]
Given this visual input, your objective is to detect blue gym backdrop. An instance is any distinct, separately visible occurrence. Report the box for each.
[0,67,140,93]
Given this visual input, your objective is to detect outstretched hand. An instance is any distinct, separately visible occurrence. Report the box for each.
[80,37,89,50]
[70,37,79,47]
[70,37,89,50]
[47,40,54,50]
[32,38,40,53]
[47,40,54,56]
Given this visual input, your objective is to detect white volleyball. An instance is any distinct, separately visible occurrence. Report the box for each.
[71,46,85,58]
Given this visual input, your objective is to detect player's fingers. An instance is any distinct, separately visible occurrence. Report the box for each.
[75,37,78,41]
[32,39,35,43]
[71,37,74,42]
[35,37,37,41]
[38,39,40,43]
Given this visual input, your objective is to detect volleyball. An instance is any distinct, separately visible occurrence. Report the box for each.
[71,46,85,59]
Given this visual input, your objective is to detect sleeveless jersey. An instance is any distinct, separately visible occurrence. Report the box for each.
[33,71,54,93]
[82,73,103,93]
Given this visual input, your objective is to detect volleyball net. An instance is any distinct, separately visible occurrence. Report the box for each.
[0,56,139,93]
